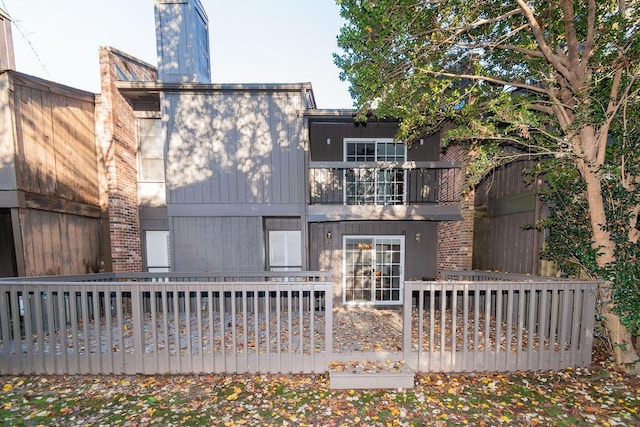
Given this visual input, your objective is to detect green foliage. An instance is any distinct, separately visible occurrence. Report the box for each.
[526,137,640,333]
[335,0,640,338]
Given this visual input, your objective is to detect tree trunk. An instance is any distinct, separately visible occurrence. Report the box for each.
[579,159,640,370]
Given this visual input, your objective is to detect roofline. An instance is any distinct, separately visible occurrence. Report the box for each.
[304,108,356,117]
[1,69,97,102]
[115,81,314,93]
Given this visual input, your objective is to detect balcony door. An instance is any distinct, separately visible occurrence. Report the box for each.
[344,138,406,205]
[343,236,404,305]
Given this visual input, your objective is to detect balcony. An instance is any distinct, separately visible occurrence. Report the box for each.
[308,161,462,222]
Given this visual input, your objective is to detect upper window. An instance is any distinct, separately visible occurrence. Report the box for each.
[138,118,164,183]
[344,139,406,205]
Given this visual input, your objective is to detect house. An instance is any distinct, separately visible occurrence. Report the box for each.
[108,0,469,305]
[1,0,496,302]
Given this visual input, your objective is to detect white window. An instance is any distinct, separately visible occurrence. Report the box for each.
[268,230,302,271]
[138,118,164,183]
[343,236,404,305]
[145,230,171,272]
[344,138,406,205]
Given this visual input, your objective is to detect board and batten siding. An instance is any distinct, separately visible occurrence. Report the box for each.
[473,160,540,274]
[165,91,305,209]
[308,121,440,162]
[308,221,438,300]
[171,216,265,272]
[164,89,307,272]
[1,71,102,277]
[11,74,98,205]
[20,209,101,276]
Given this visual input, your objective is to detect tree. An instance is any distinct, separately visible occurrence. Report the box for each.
[335,0,640,371]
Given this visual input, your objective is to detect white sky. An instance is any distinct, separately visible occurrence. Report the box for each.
[0,0,354,109]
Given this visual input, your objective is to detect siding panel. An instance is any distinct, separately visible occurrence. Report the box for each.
[171,216,265,272]
[166,91,304,212]
[308,221,438,300]
[473,160,539,274]
[20,209,100,276]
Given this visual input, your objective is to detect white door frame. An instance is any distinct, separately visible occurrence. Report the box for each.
[342,235,405,306]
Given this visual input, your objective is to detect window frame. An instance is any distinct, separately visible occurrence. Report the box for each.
[343,138,407,206]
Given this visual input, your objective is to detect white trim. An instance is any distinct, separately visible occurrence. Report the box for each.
[342,138,407,205]
[268,230,302,271]
[342,235,405,306]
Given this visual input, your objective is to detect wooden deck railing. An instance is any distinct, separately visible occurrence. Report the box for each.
[0,271,598,375]
[0,272,333,375]
[404,273,598,372]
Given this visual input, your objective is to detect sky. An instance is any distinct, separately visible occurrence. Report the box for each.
[0,0,354,109]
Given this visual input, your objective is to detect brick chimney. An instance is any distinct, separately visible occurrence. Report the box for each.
[0,8,15,71]
[154,0,211,83]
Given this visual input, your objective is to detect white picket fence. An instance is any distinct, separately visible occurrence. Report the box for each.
[0,271,598,375]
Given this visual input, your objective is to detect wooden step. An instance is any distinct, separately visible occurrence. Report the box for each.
[328,360,415,390]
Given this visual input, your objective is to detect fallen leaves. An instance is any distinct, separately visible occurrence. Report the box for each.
[0,359,638,426]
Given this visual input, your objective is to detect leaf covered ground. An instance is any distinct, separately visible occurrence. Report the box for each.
[1,359,638,426]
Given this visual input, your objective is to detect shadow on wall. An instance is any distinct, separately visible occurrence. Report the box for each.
[166,90,304,204]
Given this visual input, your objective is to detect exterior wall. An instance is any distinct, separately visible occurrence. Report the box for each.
[155,0,210,83]
[0,8,15,71]
[171,216,265,271]
[0,71,103,277]
[9,73,98,205]
[98,47,158,272]
[164,87,309,272]
[437,143,474,273]
[309,121,440,161]
[20,209,101,276]
[0,72,17,192]
[473,159,542,274]
[308,221,437,302]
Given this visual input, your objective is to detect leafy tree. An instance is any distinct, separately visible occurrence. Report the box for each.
[335,0,640,370]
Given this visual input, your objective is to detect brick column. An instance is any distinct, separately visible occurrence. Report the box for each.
[97,48,157,272]
[437,143,475,274]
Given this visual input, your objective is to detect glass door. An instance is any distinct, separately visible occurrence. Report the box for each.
[343,236,404,305]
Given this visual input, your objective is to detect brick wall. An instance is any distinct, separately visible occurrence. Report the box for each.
[437,142,475,275]
[97,47,158,272]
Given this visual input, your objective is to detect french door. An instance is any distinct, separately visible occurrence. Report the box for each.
[343,236,404,305]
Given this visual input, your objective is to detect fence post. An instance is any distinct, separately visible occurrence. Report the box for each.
[131,283,144,374]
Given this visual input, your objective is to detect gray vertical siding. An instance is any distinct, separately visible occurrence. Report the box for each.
[308,122,440,161]
[171,216,265,272]
[165,91,305,208]
[308,221,438,301]
[164,88,307,272]
[473,160,540,274]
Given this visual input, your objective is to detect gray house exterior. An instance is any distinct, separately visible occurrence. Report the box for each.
[112,0,464,306]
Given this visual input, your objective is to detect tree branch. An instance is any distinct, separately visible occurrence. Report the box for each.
[579,0,597,78]
[414,68,551,97]
[515,0,575,85]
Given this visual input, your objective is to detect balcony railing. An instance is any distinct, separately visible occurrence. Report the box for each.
[308,161,461,205]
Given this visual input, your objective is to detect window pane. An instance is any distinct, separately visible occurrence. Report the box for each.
[269,230,302,270]
[138,119,164,182]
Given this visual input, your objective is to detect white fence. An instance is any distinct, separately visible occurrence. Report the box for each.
[0,271,598,375]
[404,273,598,372]
[0,272,333,375]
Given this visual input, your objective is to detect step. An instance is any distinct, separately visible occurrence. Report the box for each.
[328,360,415,390]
